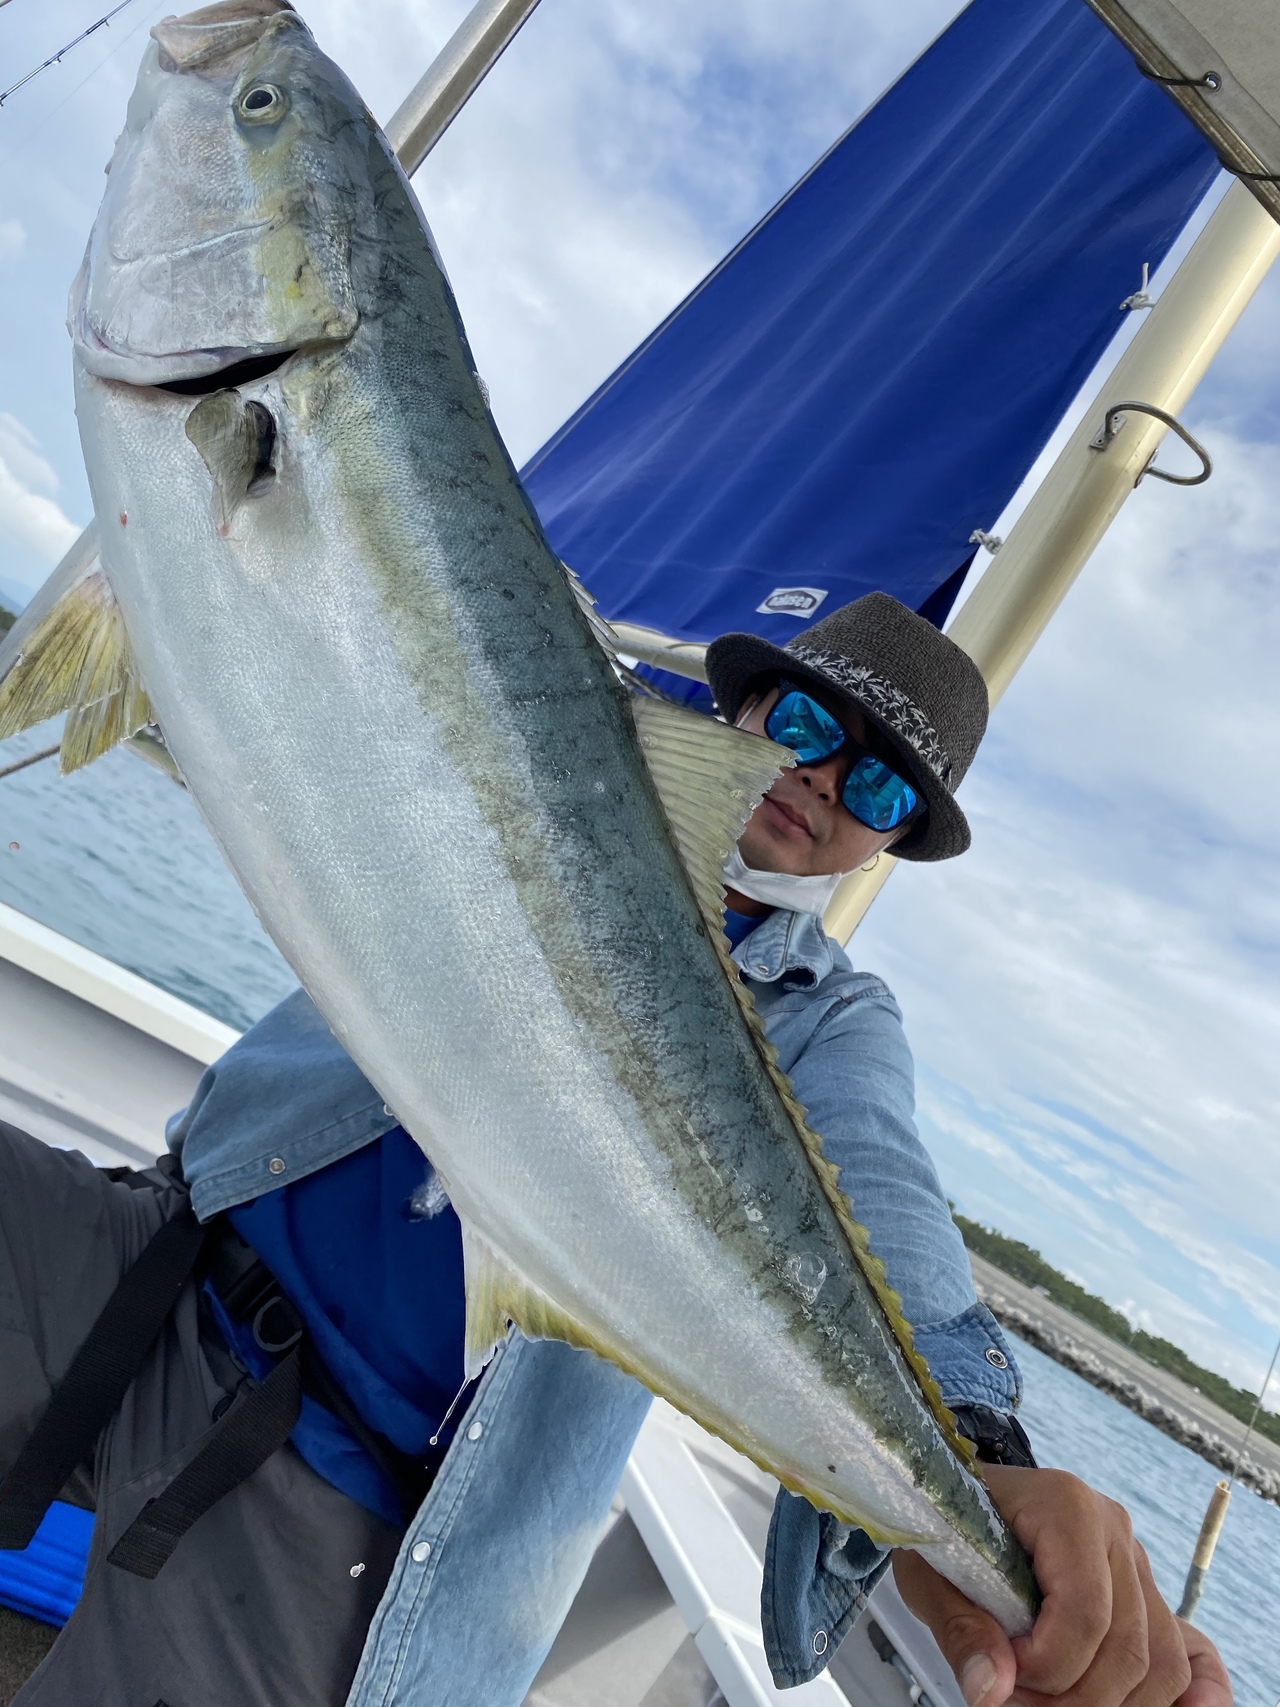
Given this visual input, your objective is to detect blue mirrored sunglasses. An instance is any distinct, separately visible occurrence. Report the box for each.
[763,685,923,833]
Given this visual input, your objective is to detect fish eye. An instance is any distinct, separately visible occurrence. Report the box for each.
[237,83,287,124]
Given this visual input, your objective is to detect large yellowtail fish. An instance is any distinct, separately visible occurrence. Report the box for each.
[0,0,1036,1630]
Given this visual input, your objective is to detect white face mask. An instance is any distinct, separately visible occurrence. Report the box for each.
[721,846,845,917]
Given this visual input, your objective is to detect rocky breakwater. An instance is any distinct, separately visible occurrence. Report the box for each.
[969,1254,1280,1506]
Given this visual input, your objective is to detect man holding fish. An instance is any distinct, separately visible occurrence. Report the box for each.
[0,2,1233,1702]
[0,595,1230,1707]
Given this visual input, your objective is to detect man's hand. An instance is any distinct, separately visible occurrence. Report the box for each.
[892,1466,1232,1707]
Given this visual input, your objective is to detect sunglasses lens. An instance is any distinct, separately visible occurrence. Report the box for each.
[843,756,919,832]
[764,690,845,765]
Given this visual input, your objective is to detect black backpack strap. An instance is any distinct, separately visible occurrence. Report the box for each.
[107,1220,431,1576]
[107,1347,303,1578]
[0,1203,208,1550]
[206,1221,435,1523]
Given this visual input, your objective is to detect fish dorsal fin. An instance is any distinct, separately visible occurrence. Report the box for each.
[0,544,151,775]
[632,695,975,1468]
[630,697,793,941]
[561,561,620,664]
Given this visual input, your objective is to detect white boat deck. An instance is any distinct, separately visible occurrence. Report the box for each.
[0,900,964,1707]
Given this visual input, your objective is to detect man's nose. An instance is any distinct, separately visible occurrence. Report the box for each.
[799,755,846,801]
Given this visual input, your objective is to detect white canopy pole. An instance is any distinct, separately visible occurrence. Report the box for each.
[610,620,709,683]
[824,180,1280,942]
[384,0,545,177]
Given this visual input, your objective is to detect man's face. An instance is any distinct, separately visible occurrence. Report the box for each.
[735,686,908,878]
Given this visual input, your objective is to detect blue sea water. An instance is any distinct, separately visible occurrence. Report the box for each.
[0,721,296,1030]
[2,717,1279,1698]
[1016,1339,1280,1707]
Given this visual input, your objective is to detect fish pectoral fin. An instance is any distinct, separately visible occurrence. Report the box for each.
[185,390,276,534]
[0,548,152,775]
[630,697,794,941]
[461,1224,605,1380]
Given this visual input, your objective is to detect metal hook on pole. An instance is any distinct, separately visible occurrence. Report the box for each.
[1088,400,1212,486]
[1138,63,1221,91]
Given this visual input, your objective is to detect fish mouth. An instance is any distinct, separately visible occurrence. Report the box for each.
[157,349,300,395]
[107,219,274,270]
[73,303,303,388]
[70,258,340,391]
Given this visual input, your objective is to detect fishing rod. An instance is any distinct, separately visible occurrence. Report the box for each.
[1176,1326,1280,1622]
[0,0,138,107]
[0,742,59,782]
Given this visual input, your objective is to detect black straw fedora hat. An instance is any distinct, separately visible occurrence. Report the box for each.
[705,592,989,862]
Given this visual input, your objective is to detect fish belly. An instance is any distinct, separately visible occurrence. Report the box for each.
[75,331,1034,1629]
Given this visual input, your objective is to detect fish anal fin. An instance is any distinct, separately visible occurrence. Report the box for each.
[461,1223,512,1381]
[0,561,151,773]
[630,697,793,943]
[461,1223,615,1381]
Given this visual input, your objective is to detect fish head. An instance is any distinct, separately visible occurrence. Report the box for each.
[70,0,372,386]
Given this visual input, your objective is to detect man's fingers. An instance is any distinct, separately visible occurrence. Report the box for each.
[1117,1545,1190,1707]
[1177,1618,1233,1707]
[985,1468,1115,1695]
[1012,1529,1150,1707]
[893,1551,1017,1707]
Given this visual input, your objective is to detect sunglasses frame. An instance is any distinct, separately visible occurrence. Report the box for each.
[764,680,926,834]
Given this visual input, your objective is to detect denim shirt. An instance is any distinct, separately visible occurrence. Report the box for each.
[169,910,1020,1698]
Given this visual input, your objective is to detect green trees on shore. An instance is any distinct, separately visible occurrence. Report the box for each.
[954,1212,1280,1450]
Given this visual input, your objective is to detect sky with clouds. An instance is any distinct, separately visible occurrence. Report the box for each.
[2,0,1280,1397]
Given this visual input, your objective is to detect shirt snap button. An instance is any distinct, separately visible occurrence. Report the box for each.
[985,1347,1009,1369]
[467,1421,483,1441]
[411,1541,431,1564]
[383,1103,395,1118]
[268,1157,286,1175]
[812,1629,828,1655]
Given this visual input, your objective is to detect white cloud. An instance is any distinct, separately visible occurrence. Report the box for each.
[856,422,1280,1385]
[0,413,81,565]
[0,219,25,265]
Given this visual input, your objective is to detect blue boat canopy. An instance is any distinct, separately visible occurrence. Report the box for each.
[522,0,1218,696]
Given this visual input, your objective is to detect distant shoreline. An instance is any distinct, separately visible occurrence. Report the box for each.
[968,1252,1280,1505]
